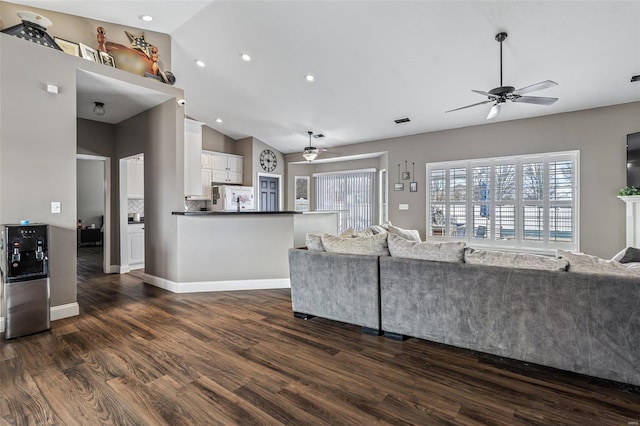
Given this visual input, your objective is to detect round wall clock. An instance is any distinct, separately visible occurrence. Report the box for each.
[260,149,277,172]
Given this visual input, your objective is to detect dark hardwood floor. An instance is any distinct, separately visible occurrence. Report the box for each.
[1,250,639,424]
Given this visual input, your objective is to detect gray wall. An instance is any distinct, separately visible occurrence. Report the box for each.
[0,1,172,68]
[202,125,235,153]
[77,159,105,228]
[1,33,183,311]
[77,118,118,261]
[1,35,78,308]
[287,156,384,211]
[116,101,183,281]
[286,102,640,258]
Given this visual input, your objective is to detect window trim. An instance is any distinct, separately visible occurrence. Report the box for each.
[426,150,580,254]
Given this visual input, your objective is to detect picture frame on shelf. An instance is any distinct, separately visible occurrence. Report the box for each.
[99,51,116,67]
[410,182,418,192]
[79,43,99,62]
[54,37,80,56]
[394,183,404,191]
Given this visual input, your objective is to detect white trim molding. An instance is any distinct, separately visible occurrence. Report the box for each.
[50,303,80,321]
[0,302,79,332]
[143,273,290,294]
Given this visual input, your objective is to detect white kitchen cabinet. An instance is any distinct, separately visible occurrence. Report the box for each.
[184,119,205,197]
[201,153,211,168]
[128,223,144,269]
[208,151,243,184]
[201,168,212,198]
[127,156,144,199]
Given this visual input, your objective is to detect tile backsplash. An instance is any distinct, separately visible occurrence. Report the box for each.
[185,200,210,212]
[128,199,144,216]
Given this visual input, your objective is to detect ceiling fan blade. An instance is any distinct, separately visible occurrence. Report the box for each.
[513,96,558,106]
[487,103,501,120]
[512,80,558,95]
[471,89,494,97]
[446,100,493,113]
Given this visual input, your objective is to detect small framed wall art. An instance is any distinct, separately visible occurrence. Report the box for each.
[99,51,116,67]
[394,183,404,191]
[54,37,80,56]
[410,182,418,192]
[79,43,99,62]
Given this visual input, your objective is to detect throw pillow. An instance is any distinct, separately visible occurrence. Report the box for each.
[611,246,640,263]
[320,233,389,256]
[305,233,326,251]
[464,248,569,271]
[387,233,465,262]
[369,225,388,235]
[339,228,357,237]
[557,249,633,276]
[387,224,422,242]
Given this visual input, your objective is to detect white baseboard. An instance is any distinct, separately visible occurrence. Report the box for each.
[0,302,79,332]
[50,302,80,320]
[143,273,290,293]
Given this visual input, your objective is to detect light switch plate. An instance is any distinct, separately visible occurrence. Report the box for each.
[399,204,409,210]
[51,201,61,214]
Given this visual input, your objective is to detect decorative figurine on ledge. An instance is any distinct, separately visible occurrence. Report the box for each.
[1,10,61,51]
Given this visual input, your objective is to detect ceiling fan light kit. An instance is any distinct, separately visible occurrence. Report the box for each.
[446,31,559,120]
[302,131,318,162]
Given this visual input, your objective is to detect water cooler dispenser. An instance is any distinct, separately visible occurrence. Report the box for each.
[1,224,50,340]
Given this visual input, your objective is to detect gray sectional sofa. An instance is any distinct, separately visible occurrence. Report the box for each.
[288,247,640,386]
[288,249,381,335]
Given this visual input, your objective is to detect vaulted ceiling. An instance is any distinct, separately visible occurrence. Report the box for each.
[9,1,640,154]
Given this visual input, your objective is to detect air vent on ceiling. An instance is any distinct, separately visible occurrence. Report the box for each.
[632,75,640,83]
[313,133,325,138]
[394,117,410,124]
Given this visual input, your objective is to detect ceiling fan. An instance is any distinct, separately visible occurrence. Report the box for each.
[446,32,558,120]
[303,131,331,162]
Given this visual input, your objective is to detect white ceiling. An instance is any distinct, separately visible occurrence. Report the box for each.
[8,1,640,154]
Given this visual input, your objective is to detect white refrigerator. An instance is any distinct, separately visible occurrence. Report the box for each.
[211,185,255,212]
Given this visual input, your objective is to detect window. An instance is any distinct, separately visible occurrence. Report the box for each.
[426,151,579,253]
[315,169,377,233]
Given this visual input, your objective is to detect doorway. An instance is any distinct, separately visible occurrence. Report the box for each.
[257,174,282,212]
[119,155,145,272]
[76,154,111,274]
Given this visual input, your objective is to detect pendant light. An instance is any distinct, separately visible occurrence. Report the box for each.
[302,131,318,162]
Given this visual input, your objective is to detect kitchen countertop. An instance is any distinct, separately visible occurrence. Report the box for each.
[172,211,302,216]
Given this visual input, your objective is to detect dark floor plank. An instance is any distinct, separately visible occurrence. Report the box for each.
[2,247,640,425]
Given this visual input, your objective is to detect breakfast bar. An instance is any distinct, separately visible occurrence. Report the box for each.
[144,211,337,293]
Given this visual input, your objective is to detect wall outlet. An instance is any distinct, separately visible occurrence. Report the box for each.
[399,204,409,210]
[51,201,61,214]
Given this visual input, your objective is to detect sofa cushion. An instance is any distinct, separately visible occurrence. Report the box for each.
[387,233,464,262]
[611,246,640,263]
[340,227,377,238]
[557,249,639,276]
[320,233,389,256]
[464,248,569,271]
[387,224,421,242]
[305,233,326,251]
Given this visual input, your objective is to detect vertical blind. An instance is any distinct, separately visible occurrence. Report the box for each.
[314,169,377,233]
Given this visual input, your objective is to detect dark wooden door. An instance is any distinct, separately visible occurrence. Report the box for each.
[259,176,279,212]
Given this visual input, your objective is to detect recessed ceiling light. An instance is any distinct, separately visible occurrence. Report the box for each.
[215,118,223,124]
[240,53,251,61]
[305,74,315,82]
[195,59,206,68]
[139,15,153,22]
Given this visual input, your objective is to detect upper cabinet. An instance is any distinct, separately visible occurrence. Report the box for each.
[204,151,243,185]
[184,119,205,198]
[127,156,144,199]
